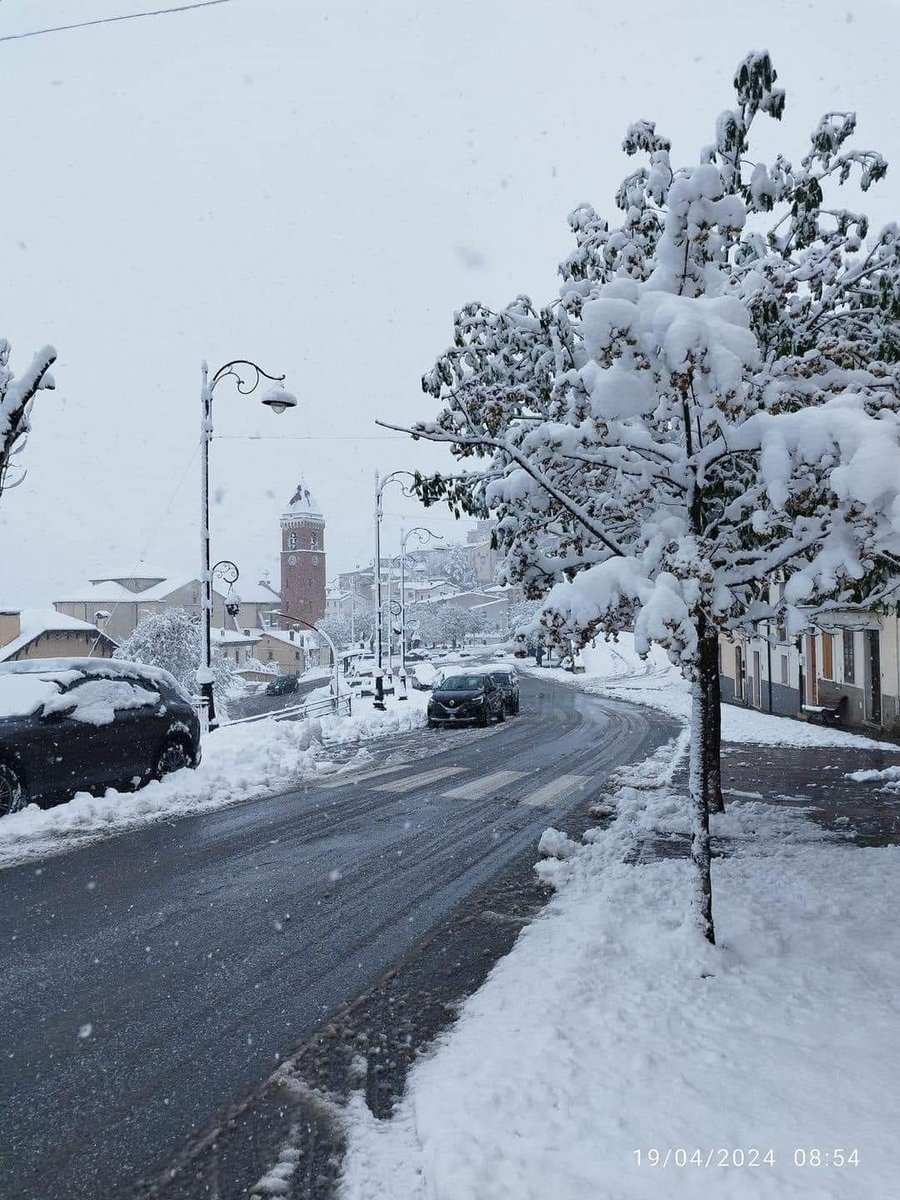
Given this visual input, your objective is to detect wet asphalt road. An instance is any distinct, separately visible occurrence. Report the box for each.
[225,673,326,721]
[0,673,674,1200]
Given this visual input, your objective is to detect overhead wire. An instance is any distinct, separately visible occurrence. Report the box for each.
[0,0,235,43]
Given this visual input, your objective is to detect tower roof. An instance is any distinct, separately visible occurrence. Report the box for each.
[282,481,324,522]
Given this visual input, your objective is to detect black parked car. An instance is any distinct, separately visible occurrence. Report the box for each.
[265,674,300,697]
[486,666,520,715]
[0,658,202,817]
[427,673,506,728]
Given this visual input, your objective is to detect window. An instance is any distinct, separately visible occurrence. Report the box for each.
[267,649,274,661]
[843,631,855,683]
[295,650,300,661]
[53,678,158,725]
[288,531,297,550]
[310,532,319,550]
[822,633,834,680]
[780,654,788,685]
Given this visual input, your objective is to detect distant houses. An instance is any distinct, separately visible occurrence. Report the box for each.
[0,608,117,663]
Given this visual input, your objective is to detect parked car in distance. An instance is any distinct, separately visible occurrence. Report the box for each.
[0,658,202,816]
[265,674,300,696]
[484,665,520,714]
[411,662,440,690]
[428,672,506,727]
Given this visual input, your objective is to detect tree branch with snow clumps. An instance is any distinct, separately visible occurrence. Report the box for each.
[0,340,57,500]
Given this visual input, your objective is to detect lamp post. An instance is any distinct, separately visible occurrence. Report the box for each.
[274,611,342,709]
[393,525,442,699]
[372,470,416,710]
[212,559,241,632]
[200,359,296,729]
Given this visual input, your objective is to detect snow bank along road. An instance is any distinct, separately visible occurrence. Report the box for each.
[0,672,675,1200]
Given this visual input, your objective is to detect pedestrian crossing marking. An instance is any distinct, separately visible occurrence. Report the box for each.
[441,770,530,801]
[519,774,591,808]
[324,762,592,809]
[372,766,468,794]
[319,762,420,788]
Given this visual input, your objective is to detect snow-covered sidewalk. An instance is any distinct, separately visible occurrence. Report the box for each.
[339,735,900,1200]
[0,690,428,868]
[523,634,898,749]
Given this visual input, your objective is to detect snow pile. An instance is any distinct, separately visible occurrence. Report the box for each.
[524,632,896,749]
[0,690,428,866]
[846,764,900,790]
[339,741,900,1200]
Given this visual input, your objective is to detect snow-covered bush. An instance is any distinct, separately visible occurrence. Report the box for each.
[395,51,900,941]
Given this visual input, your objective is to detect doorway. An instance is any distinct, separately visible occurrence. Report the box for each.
[806,635,818,705]
[867,630,882,725]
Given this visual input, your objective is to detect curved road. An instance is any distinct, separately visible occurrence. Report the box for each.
[0,673,674,1199]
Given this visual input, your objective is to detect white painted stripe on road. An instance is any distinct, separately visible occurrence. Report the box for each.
[373,766,468,794]
[319,763,419,788]
[520,774,591,808]
[441,770,529,801]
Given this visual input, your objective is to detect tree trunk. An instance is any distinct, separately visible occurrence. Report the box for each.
[702,634,725,814]
[688,676,716,944]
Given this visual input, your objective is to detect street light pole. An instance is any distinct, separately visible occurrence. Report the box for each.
[372,470,418,711]
[374,472,385,710]
[200,362,214,725]
[199,359,296,730]
[274,611,342,710]
[396,524,441,699]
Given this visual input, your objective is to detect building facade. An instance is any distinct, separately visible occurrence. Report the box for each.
[54,574,281,643]
[280,484,326,630]
[718,589,900,735]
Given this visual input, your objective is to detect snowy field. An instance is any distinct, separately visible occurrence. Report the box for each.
[524,634,898,749]
[0,690,428,868]
[339,737,900,1200]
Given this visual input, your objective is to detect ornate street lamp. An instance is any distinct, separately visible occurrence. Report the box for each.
[199,361,295,729]
[396,525,442,697]
[372,470,417,710]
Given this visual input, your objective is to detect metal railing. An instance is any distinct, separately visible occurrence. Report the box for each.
[215,693,352,729]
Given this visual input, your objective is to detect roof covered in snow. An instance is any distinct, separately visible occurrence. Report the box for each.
[0,609,116,663]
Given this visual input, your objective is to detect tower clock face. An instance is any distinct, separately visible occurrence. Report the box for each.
[288,554,298,566]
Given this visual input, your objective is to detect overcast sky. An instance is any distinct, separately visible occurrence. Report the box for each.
[1,0,898,604]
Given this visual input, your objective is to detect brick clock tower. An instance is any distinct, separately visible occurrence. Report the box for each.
[280,482,326,629]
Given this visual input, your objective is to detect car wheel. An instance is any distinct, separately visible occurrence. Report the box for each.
[0,762,26,817]
[154,739,192,780]
[427,718,438,729]
[496,706,506,722]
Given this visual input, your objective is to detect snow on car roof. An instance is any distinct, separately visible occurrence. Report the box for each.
[0,657,190,702]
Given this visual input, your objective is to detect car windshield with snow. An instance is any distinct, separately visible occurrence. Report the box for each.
[0,658,201,816]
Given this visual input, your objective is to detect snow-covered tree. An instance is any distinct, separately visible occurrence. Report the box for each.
[394,52,900,942]
[0,340,56,502]
[317,614,355,652]
[413,542,479,590]
[116,609,237,705]
[409,602,485,648]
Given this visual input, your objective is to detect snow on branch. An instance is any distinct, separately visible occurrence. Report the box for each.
[0,339,57,497]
